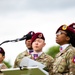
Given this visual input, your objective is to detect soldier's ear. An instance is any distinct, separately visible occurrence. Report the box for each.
[66,36,70,41]
[43,42,46,47]
[3,56,5,59]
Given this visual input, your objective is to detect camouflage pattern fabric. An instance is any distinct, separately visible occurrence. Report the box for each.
[28,52,54,75]
[14,50,29,68]
[53,44,75,75]
[0,63,8,69]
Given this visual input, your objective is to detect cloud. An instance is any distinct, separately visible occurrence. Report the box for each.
[0,0,75,13]
[0,0,75,66]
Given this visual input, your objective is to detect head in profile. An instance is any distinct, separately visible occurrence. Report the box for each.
[56,24,75,47]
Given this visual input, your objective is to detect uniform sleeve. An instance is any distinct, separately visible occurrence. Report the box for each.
[44,56,54,75]
[13,53,22,68]
[14,56,19,68]
[14,51,27,68]
[67,49,75,75]
[1,63,8,69]
[49,58,54,75]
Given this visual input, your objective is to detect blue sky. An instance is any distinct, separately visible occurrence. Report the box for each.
[0,0,75,66]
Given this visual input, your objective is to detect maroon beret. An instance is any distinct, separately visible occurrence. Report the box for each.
[0,47,5,56]
[25,31,35,40]
[56,24,75,34]
[69,23,75,32]
[31,32,45,43]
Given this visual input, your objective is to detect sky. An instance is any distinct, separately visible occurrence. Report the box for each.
[0,0,75,66]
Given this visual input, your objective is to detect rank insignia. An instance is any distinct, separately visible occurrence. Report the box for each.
[62,25,67,30]
[72,56,75,63]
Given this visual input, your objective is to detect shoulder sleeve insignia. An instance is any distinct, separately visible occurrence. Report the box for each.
[72,56,75,63]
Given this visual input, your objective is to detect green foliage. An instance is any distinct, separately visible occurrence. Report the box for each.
[46,45,60,58]
[3,60,12,68]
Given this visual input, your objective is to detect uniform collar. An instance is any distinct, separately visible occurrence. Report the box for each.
[59,44,69,53]
[56,44,72,57]
[27,49,33,54]
[0,63,3,67]
[31,51,43,57]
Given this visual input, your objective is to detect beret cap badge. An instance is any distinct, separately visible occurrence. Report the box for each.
[38,34,43,38]
[31,32,33,35]
[62,25,67,30]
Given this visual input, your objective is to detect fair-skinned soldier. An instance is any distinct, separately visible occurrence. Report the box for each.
[28,32,54,75]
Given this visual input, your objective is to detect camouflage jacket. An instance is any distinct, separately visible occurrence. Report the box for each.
[53,44,75,75]
[0,63,8,69]
[28,52,54,75]
[14,49,29,68]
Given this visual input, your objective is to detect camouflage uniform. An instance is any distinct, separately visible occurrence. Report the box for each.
[14,49,30,68]
[53,44,75,75]
[0,63,7,75]
[28,52,54,75]
[0,63,8,69]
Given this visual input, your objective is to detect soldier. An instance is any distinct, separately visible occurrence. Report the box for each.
[0,47,8,69]
[14,31,35,68]
[53,24,75,75]
[29,32,54,75]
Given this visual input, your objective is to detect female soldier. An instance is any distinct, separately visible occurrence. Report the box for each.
[53,25,75,75]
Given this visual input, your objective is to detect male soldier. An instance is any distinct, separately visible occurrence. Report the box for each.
[0,47,8,69]
[14,31,35,68]
[53,24,75,75]
[29,32,54,75]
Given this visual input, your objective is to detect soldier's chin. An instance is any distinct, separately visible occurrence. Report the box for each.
[56,41,59,44]
[56,39,59,42]
[34,50,40,52]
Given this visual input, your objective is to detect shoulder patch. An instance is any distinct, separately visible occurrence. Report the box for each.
[72,56,75,63]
